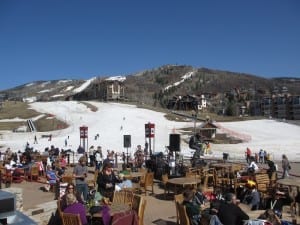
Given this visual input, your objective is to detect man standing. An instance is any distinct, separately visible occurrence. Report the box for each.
[73,156,88,202]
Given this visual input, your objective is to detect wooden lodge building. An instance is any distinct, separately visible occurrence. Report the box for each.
[68,78,125,101]
[167,94,207,111]
[197,121,218,140]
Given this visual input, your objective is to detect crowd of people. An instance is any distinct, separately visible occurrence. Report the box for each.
[245,147,291,179]
[1,142,298,225]
[179,181,298,225]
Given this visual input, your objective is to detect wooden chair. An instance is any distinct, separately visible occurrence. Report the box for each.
[87,170,99,189]
[111,210,137,225]
[202,174,214,193]
[139,172,154,195]
[255,173,272,205]
[113,190,126,204]
[131,194,146,225]
[174,193,184,225]
[27,166,39,181]
[124,190,134,206]
[61,175,73,184]
[176,202,190,225]
[132,194,142,212]
[61,212,82,225]
[255,173,271,193]
[138,198,147,225]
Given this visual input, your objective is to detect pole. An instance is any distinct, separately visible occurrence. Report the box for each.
[149,136,152,156]
[193,114,196,136]
[126,147,129,166]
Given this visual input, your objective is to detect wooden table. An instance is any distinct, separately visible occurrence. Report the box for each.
[276,178,300,188]
[167,177,202,194]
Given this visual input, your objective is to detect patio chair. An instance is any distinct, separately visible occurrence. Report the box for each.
[27,166,39,181]
[176,202,190,225]
[124,189,134,206]
[174,193,184,225]
[138,198,147,225]
[139,172,154,195]
[87,170,98,189]
[61,212,82,225]
[113,190,126,204]
[61,175,74,184]
[131,194,146,225]
[111,210,137,225]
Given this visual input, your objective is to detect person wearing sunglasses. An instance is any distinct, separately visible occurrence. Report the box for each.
[60,183,84,211]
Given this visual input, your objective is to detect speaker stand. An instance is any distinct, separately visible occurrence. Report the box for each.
[174,152,181,177]
[126,147,129,167]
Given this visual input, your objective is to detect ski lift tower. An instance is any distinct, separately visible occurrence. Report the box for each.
[145,122,155,158]
[79,126,88,154]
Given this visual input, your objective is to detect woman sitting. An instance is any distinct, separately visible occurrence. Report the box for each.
[60,183,84,211]
[64,193,88,225]
[45,165,60,199]
[97,162,121,201]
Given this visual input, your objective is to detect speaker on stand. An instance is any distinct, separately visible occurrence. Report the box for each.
[123,135,131,166]
[169,134,181,176]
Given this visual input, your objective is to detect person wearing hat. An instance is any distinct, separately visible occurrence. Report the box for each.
[246,182,260,211]
[217,193,249,225]
[266,190,286,219]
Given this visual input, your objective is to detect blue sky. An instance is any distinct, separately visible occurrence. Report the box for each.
[0,0,299,91]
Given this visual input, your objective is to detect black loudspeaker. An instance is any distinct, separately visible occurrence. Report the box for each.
[123,135,131,148]
[169,134,180,152]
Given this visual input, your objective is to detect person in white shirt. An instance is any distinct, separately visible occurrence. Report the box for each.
[94,146,103,171]
[248,157,259,173]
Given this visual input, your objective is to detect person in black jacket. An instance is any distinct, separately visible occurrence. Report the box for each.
[96,162,120,201]
[217,193,249,225]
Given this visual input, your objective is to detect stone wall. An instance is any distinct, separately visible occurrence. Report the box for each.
[2,187,57,224]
